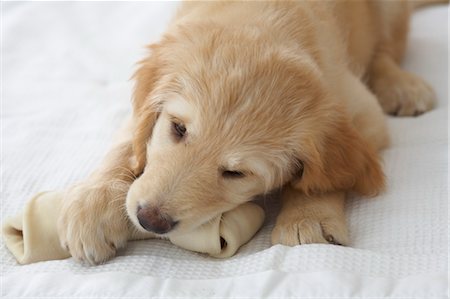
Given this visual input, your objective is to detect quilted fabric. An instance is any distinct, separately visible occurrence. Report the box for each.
[1,2,448,297]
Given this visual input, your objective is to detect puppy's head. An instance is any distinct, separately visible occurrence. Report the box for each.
[126,25,384,236]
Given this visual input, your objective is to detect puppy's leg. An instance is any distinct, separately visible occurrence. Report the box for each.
[366,4,435,116]
[368,53,436,116]
[271,186,349,246]
[58,121,139,265]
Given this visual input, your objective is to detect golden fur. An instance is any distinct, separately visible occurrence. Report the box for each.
[57,0,444,264]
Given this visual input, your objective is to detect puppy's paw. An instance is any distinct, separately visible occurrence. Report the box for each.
[271,215,349,246]
[372,71,435,116]
[57,184,129,265]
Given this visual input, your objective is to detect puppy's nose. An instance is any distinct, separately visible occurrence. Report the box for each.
[136,205,177,234]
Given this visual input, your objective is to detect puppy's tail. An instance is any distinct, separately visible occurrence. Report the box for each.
[410,0,449,10]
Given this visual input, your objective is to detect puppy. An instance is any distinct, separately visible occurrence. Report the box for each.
[57,1,440,264]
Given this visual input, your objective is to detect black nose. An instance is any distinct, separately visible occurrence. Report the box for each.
[136,205,177,234]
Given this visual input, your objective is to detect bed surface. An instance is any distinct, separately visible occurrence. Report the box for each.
[2,2,448,298]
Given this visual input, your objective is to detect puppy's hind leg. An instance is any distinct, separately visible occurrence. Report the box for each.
[368,53,436,116]
[367,4,436,116]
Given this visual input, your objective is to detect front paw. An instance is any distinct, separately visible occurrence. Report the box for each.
[57,184,129,265]
[271,215,349,247]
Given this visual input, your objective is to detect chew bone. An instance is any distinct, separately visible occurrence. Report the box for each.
[2,191,265,264]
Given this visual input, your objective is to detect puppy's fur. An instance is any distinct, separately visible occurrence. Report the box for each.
[57,1,442,264]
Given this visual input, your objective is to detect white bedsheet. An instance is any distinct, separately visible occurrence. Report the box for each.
[1,2,448,298]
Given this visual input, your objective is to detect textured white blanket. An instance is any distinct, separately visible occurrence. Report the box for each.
[2,2,448,297]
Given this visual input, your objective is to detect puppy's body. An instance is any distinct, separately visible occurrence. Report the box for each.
[56,1,440,264]
[176,1,428,119]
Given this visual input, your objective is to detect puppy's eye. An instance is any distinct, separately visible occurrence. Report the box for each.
[171,122,186,140]
[222,170,245,178]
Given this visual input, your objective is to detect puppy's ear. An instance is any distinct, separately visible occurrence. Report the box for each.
[131,45,163,175]
[132,104,159,176]
[132,44,163,113]
[294,116,385,196]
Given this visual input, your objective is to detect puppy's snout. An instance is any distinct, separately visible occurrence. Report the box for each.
[136,205,177,234]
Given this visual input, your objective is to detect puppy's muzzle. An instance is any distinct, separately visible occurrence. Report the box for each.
[136,205,177,234]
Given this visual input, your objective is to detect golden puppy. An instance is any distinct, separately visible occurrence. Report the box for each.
[57,1,442,264]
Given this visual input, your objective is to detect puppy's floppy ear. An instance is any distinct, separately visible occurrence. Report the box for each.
[132,44,163,113]
[294,116,385,196]
[131,44,163,175]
